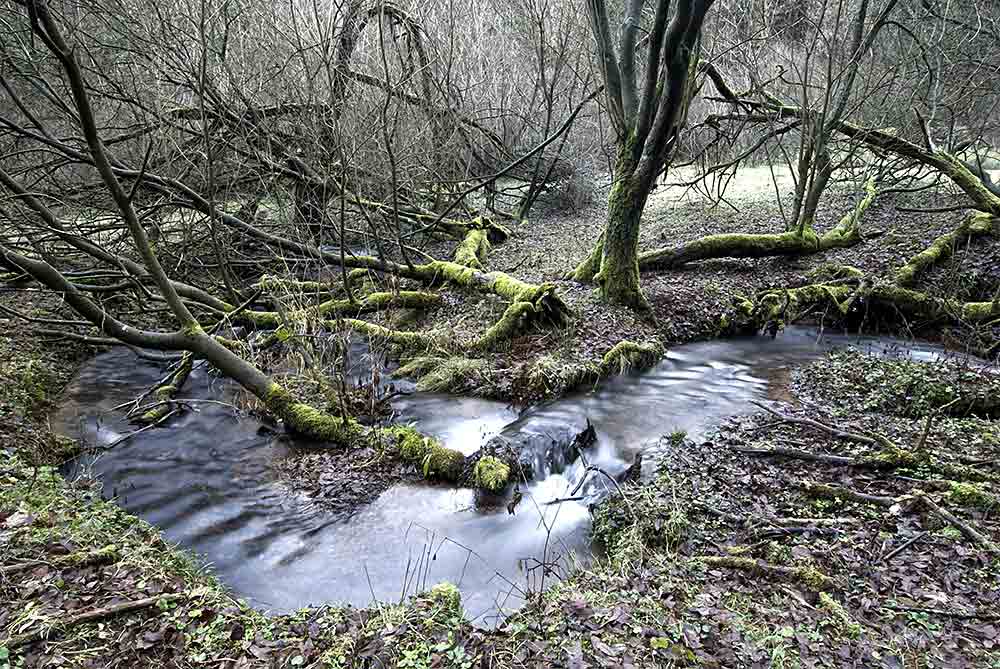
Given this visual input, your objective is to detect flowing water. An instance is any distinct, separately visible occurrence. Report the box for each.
[53,327,958,624]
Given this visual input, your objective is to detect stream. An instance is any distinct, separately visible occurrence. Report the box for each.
[53,327,954,625]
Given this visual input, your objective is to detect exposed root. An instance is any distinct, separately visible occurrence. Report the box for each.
[396,356,488,393]
[566,235,604,283]
[3,593,183,649]
[474,283,569,351]
[915,491,997,552]
[893,212,996,287]
[0,545,120,576]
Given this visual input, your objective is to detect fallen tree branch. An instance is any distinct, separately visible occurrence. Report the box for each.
[696,556,834,591]
[4,593,182,648]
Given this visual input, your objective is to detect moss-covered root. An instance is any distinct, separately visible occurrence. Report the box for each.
[893,212,996,287]
[818,176,877,247]
[396,356,487,393]
[453,228,491,269]
[601,340,665,375]
[696,555,834,591]
[755,283,856,327]
[136,354,194,424]
[264,383,363,444]
[566,235,604,283]
[382,425,466,481]
[410,260,571,327]
[819,592,862,638]
[437,215,512,244]
[241,291,441,328]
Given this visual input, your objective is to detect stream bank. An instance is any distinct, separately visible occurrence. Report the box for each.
[4,296,999,667]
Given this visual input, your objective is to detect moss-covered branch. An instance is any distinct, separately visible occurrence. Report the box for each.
[638,178,876,271]
[136,354,194,424]
[453,228,490,269]
[893,212,996,287]
[336,318,446,352]
[240,291,441,328]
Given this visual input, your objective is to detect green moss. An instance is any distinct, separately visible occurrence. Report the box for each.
[946,481,998,508]
[339,318,441,352]
[601,340,664,375]
[263,383,362,444]
[818,592,862,639]
[473,456,510,492]
[526,354,600,398]
[397,356,487,394]
[453,228,490,269]
[894,212,995,286]
[424,582,462,614]
[383,425,466,481]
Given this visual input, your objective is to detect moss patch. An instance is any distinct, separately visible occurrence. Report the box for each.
[472,456,510,492]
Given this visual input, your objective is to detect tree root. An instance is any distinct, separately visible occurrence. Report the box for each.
[600,340,664,375]
[0,545,120,576]
[474,283,569,350]
[799,481,895,507]
[696,555,834,591]
[915,491,997,552]
[566,235,604,283]
[395,356,488,393]
[638,178,875,271]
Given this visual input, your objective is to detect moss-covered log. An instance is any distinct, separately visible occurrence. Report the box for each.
[638,179,876,271]
[893,213,996,287]
[263,383,364,444]
[396,355,487,393]
[453,228,490,269]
